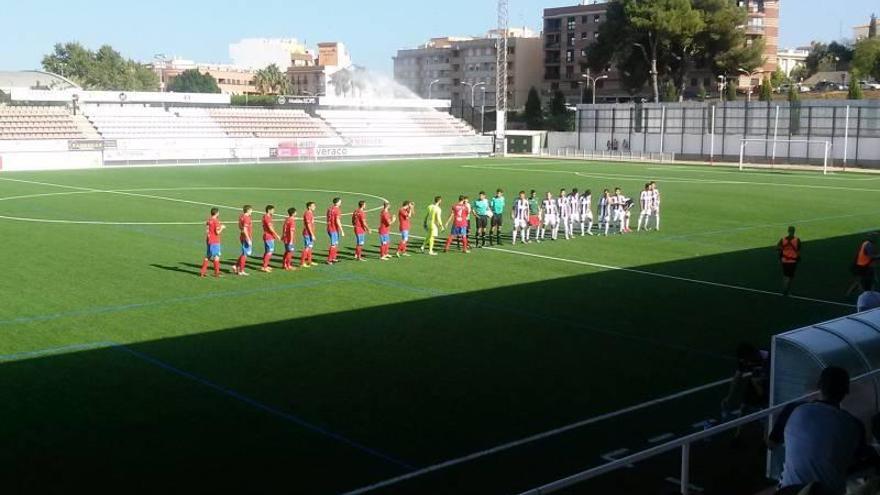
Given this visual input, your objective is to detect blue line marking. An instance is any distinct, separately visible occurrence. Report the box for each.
[112,344,416,471]
[0,275,356,327]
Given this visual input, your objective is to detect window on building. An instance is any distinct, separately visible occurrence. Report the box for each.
[565,65,574,78]
[567,34,575,46]
[581,32,588,39]
[594,32,600,39]
[567,17,576,30]
[594,14,601,22]
[580,48,588,57]
[582,15,588,23]
[566,50,574,63]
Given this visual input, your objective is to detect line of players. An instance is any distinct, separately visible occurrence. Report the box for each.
[198,182,660,277]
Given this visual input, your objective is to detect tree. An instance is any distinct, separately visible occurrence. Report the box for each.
[725,80,738,101]
[329,68,352,97]
[852,37,880,81]
[589,0,760,102]
[41,42,158,91]
[770,68,787,89]
[805,41,854,76]
[254,64,289,95]
[166,69,220,93]
[661,80,679,102]
[789,65,809,83]
[759,78,772,101]
[523,87,544,129]
[787,84,800,103]
[690,0,762,95]
[848,77,864,100]
[545,90,574,131]
[626,0,704,102]
[696,83,707,100]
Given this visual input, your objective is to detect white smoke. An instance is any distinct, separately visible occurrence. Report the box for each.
[327,67,420,99]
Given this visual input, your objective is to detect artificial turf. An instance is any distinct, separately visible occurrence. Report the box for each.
[0,157,873,493]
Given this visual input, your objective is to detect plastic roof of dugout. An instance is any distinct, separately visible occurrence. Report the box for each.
[769,307,880,479]
[772,307,880,414]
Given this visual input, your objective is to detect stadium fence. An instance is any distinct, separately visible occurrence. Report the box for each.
[545,100,880,169]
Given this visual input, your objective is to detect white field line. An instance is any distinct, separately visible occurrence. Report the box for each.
[1,176,854,308]
[484,247,853,308]
[464,163,880,194]
[342,376,735,495]
[0,178,388,226]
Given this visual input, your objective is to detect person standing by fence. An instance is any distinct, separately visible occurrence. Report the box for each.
[777,226,801,296]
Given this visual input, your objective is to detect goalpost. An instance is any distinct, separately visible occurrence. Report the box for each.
[738,138,833,175]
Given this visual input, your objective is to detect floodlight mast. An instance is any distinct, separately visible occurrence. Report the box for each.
[496,0,509,156]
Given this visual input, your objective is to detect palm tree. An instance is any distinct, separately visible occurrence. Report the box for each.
[254,64,289,95]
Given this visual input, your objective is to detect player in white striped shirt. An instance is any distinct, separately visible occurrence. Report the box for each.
[637,183,652,232]
[580,189,593,236]
[511,191,530,245]
[569,188,581,238]
[649,181,661,231]
[557,189,572,240]
[539,192,558,241]
[598,189,611,236]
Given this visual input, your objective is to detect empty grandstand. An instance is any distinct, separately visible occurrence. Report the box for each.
[195,107,337,139]
[0,89,493,170]
[0,106,98,140]
[83,104,227,140]
[318,109,475,139]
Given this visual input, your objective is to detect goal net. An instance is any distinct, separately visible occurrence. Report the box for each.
[739,138,833,174]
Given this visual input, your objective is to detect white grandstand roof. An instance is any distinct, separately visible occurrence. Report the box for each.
[0,71,80,92]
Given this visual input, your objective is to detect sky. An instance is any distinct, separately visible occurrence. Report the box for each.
[0,0,875,75]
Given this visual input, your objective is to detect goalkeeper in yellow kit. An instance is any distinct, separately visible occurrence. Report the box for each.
[420,195,444,256]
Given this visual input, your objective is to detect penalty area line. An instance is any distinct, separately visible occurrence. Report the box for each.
[484,247,852,308]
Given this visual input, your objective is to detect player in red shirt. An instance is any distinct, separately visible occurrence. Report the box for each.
[281,207,297,271]
[200,207,226,277]
[232,205,253,276]
[443,195,470,253]
[396,200,414,257]
[326,198,344,264]
[351,200,371,261]
[377,201,395,260]
[261,205,281,272]
[300,202,316,268]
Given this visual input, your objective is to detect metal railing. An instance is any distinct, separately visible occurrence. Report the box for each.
[517,367,880,495]
[547,147,676,163]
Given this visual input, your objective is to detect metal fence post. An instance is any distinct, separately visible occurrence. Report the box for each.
[806,106,813,162]
[843,105,850,166]
[855,106,862,166]
[681,442,691,495]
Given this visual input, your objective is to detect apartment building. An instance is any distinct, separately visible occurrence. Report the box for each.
[393,29,542,109]
[542,0,780,103]
[150,58,256,95]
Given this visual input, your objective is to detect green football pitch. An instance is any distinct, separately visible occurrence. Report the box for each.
[0,157,873,493]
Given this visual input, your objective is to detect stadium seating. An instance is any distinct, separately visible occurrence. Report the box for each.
[317,109,475,139]
[83,105,228,140]
[0,105,98,140]
[194,107,338,139]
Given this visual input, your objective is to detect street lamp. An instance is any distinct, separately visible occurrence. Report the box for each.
[428,79,442,99]
[717,75,727,100]
[480,86,487,134]
[738,67,764,102]
[582,72,608,105]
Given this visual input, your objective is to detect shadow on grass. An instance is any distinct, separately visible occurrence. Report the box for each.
[2,231,868,494]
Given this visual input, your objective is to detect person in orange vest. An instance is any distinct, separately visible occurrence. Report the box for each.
[847,233,880,296]
[777,226,801,296]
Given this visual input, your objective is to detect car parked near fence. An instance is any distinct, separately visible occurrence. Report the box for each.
[812,81,846,92]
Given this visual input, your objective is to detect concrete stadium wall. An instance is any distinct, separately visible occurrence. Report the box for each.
[0,136,494,172]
